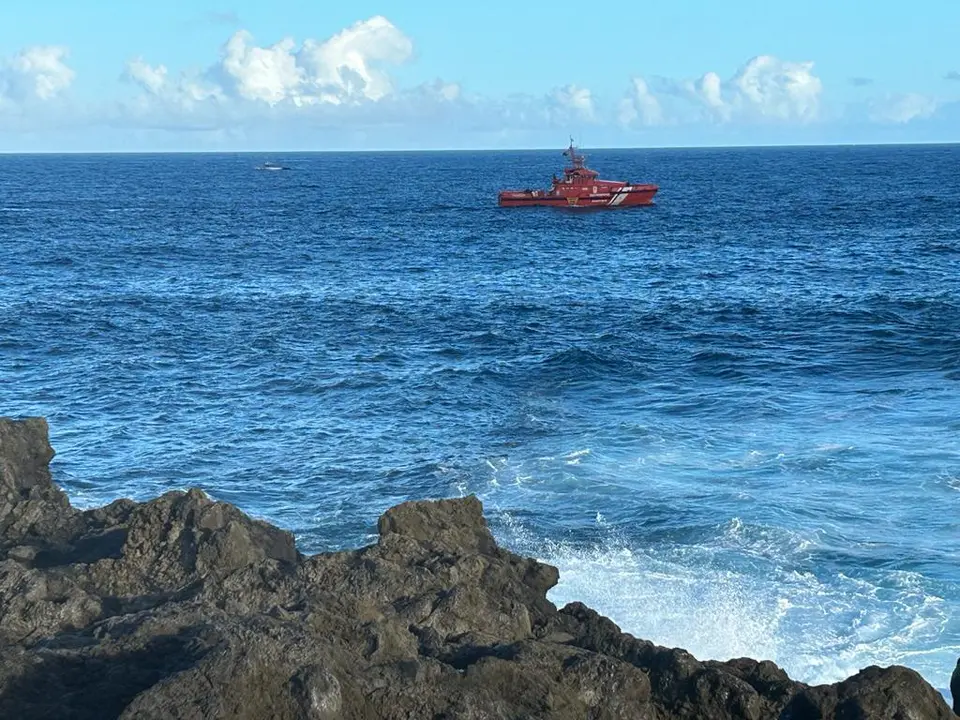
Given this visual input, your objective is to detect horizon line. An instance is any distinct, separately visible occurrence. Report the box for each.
[1,139,959,156]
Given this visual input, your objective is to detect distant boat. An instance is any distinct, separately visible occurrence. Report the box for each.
[498,138,658,208]
[256,161,288,171]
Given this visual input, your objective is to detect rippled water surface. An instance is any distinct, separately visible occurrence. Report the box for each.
[2,146,959,695]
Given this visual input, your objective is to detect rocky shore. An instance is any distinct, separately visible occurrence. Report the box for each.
[0,416,956,719]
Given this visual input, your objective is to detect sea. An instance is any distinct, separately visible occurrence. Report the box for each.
[2,145,959,699]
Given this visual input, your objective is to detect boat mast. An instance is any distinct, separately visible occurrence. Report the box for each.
[564,136,586,169]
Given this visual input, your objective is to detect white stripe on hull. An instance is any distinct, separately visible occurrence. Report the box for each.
[608,190,628,206]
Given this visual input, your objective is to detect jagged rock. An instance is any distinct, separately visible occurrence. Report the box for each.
[85,487,300,597]
[782,665,954,719]
[378,495,497,554]
[0,560,104,644]
[0,417,81,549]
[0,417,955,719]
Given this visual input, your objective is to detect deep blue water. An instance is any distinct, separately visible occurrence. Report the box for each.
[2,146,959,696]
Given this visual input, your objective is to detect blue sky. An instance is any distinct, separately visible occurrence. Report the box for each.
[1,1,958,151]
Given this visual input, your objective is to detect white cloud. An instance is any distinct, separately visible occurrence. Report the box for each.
[124,15,416,114]
[437,82,460,102]
[694,71,728,120]
[297,15,413,102]
[1,46,75,101]
[729,56,821,120]
[409,78,460,103]
[125,58,168,95]
[621,55,822,127]
[619,77,663,126]
[868,93,938,124]
[551,84,595,120]
[122,57,224,115]
[219,31,305,104]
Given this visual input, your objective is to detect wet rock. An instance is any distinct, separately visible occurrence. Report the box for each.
[782,665,955,719]
[0,417,954,719]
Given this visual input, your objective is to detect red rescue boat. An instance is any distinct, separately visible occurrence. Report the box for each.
[498,139,658,208]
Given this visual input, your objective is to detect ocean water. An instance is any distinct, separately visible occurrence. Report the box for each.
[2,146,959,698]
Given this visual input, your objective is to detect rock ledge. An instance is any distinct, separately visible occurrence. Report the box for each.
[0,417,954,719]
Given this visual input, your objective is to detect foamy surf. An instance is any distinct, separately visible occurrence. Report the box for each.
[489,505,955,699]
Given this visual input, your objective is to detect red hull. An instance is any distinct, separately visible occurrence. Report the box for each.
[498,140,658,209]
[498,184,658,208]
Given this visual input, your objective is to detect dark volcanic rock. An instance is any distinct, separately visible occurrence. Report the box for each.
[952,659,960,715]
[0,417,954,719]
[782,665,954,719]
[0,417,81,548]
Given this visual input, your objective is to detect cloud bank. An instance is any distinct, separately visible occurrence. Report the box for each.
[1,17,957,150]
[125,16,418,109]
[868,93,938,124]
[619,55,823,127]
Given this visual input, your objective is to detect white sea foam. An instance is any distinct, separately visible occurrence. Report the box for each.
[815,443,855,452]
[492,507,955,696]
[563,449,591,463]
